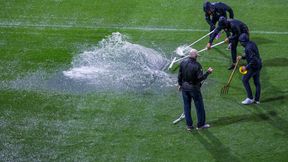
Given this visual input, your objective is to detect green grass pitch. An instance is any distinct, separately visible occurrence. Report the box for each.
[1,0,288,161]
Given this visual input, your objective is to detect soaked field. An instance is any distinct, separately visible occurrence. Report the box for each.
[1,0,288,161]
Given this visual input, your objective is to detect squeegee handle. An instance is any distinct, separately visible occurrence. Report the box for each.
[186,29,215,48]
[168,57,177,69]
[174,40,225,63]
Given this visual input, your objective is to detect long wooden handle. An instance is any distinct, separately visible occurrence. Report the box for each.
[226,59,240,85]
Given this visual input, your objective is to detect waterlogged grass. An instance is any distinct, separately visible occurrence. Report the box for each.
[1,88,287,161]
[1,0,288,161]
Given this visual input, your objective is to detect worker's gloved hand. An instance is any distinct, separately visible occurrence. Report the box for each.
[237,56,242,61]
[206,43,212,50]
[207,67,213,74]
[240,66,246,72]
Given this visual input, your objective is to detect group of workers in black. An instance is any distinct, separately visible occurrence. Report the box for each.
[177,1,262,131]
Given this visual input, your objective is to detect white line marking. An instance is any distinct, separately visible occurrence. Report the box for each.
[0,22,287,35]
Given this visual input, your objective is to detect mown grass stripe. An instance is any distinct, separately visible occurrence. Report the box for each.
[0,23,288,35]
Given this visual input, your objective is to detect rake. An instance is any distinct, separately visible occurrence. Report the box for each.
[220,59,240,95]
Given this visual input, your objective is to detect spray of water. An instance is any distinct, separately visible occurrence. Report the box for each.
[175,45,193,57]
[1,32,175,93]
[62,32,174,91]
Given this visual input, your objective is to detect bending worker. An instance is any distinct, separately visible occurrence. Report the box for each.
[207,16,249,70]
[178,49,213,131]
[203,1,234,40]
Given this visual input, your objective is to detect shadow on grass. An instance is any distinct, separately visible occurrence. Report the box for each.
[193,130,240,162]
[261,94,288,103]
[260,58,288,104]
[209,111,277,127]
[260,57,288,103]
[253,108,288,135]
[263,58,288,67]
[252,36,276,45]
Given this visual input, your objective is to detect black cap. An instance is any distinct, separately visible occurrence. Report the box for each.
[218,16,228,27]
[239,33,249,42]
[203,1,212,12]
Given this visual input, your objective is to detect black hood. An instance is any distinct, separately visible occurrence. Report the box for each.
[203,1,212,12]
[218,16,228,28]
[239,33,249,47]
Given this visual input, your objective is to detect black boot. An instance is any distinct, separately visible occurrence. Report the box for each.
[227,64,235,70]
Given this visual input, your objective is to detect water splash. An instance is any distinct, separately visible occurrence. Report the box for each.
[63,32,174,91]
[1,32,175,93]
